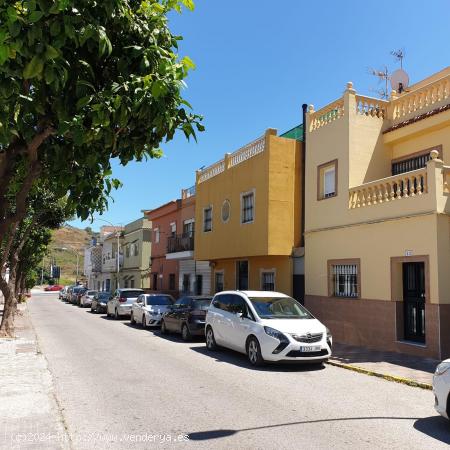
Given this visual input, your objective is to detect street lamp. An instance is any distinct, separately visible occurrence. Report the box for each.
[56,247,80,283]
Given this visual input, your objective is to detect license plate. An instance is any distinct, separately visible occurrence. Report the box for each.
[300,346,321,352]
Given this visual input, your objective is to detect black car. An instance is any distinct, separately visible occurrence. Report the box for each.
[90,292,112,314]
[69,286,86,304]
[161,296,212,340]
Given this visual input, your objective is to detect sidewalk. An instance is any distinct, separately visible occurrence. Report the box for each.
[0,302,70,449]
[328,342,439,389]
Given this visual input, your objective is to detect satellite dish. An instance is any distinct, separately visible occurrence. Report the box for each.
[390,69,409,93]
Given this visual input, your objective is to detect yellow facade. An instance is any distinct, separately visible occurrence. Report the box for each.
[194,129,302,297]
[305,69,450,359]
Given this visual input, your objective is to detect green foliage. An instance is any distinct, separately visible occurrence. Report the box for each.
[0,0,203,219]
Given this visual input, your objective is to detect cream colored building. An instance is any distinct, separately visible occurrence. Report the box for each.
[305,67,450,359]
[121,217,152,289]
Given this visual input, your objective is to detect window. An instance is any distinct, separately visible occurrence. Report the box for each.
[170,222,176,237]
[169,273,176,291]
[155,228,160,243]
[183,219,194,236]
[318,160,338,200]
[241,191,254,224]
[130,243,135,257]
[134,243,139,256]
[261,271,275,291]
[195,275,203,295]
[203,206,212,232]
[212,293,231,310]
[126,245,130,258]
[130,279,135,288]
[124,279,128,288]
[328,259,360,298]
[215,271,224,293]
[221,199,231,223]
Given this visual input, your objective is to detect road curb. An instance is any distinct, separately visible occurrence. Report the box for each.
[326,360,433,390]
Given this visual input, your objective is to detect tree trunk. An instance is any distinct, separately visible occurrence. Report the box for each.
[0,273,17,338]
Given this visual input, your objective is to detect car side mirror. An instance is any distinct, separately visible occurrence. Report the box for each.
[237,312,245,320]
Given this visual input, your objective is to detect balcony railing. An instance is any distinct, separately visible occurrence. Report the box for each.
[349,167,428,209]
[197,135,266,184]
[167,233,194,254]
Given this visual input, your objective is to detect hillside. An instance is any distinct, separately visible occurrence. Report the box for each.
[47,226,93,285]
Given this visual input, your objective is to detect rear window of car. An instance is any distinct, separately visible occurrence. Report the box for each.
[98,293,110,300]
[121,290,144,298]
[145,296,173,306]
[193,299,212,310]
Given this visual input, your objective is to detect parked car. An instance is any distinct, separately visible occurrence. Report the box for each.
[90,292,112,314]
[58,287,67,300]
[106,288,144,319]
[69,286,86,305]
[433,359,450,420]
[161,296,212,340]
[64,286,74,302]
[79,290,97,307]
[45,284,64,292]
[205,291,332,366]
[130,294,175,328]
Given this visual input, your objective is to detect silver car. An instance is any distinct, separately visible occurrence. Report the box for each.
[79,290,98,307]
[106,289,144,319]
[130,294,175,328]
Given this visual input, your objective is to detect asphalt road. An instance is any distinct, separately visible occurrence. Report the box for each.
[28,293,450,450]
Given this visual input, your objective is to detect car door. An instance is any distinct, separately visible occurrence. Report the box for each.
[133,294,143,320]
[227,295,254,352]
[165,298,183,331]
[212,294,233,346]
[178,298,193,331]
[108,290,117,315]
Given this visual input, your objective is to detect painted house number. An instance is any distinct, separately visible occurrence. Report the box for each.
[405,250,413,257]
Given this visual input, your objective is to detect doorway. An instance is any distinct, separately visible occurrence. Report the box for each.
[402,262,425,343]
[236,261,248,290]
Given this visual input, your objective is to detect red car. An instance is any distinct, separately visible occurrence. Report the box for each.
[45,285,64,292]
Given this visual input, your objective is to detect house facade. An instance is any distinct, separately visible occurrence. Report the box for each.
[304,68,450,359]
[145,201,180,296]
[195,128,303,297]
[84,243,102,290]
[165,187,211,296]
[120,217,152,289]
[100,229,123,292]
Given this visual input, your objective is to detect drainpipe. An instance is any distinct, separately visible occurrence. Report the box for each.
[301,104,307,248]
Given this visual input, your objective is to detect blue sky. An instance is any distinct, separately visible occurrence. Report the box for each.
[69,0,450,231]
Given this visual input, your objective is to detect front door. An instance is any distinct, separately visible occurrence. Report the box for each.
[403,262,425,343]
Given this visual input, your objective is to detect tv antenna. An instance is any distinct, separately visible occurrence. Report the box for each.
[368,65,390,99]
[390,49,409,93]
[391,49,405,69]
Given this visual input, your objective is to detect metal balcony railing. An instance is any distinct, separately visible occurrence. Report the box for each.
[167,233,195,253]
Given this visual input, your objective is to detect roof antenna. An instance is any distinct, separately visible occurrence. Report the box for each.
[368,65,390,99]
[390,49,409,94]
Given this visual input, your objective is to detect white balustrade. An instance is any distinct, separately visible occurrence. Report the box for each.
[309,99,345,131]
[197,160,225,183]
[229,136,265,168]
[355,95,387,118]
[349,168,428,209]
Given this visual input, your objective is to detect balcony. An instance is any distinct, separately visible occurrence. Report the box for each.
[347,152,450,220]
[166,233,195,260]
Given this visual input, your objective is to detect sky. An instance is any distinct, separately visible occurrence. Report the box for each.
[69,0,450,231]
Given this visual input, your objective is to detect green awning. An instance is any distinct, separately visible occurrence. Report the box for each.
[280,124,303,141]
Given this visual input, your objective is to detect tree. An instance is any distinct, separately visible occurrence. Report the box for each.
[0,181,67,336]
[0,0,202,334]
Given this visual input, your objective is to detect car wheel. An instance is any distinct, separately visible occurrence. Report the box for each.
[90,305,94,313]
[161,320,168,334]
[181,323,191,341]
[130,312,136,325]
[114,309,119,320]
[142,315,146,328]
[247,337,264,366]
[205,326,218,351]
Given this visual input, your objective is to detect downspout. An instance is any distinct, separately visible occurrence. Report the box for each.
[301,104,307,248]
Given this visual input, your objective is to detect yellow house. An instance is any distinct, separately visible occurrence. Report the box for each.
[194,128,303,297]
[305,67,450,359]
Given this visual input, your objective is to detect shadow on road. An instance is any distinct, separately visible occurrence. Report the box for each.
[188,416,423,441]
[413,416,450,444]
[190,345,326,373]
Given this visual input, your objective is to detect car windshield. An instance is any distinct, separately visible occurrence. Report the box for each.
[121,290,143,298]
[87,291,97,295]
[145,296,173,306]
[193,299,212,310]
[98,293,110,300]
[248,296,313,319]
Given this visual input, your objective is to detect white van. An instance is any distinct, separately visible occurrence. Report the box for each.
[205,291,332,366]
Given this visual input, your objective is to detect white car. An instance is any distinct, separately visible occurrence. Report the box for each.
[106,289,144,319]
[433,359,450,420]
[205,291,332,366]
[130,294,175,328]
[79,290,98,307]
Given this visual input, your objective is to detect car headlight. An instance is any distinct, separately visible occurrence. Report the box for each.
[435,362,450,376]
[264,326,288,342]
